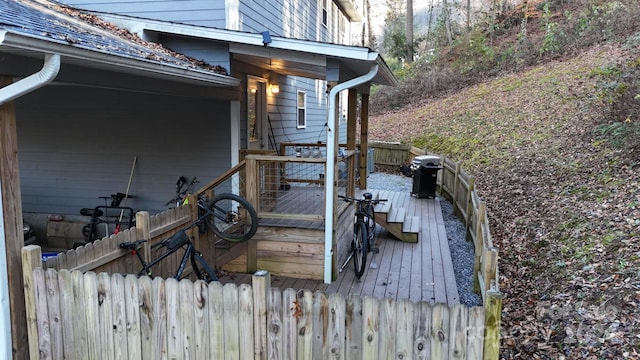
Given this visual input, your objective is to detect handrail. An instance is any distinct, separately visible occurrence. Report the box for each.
[195,159,246,196]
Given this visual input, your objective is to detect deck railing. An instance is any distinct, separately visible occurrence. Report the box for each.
[242,150,356,226]
[23,248,488,360]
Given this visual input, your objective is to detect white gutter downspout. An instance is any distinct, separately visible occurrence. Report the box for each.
[0,53,61,105]
[0,53,60,359]
[323,65,379,284]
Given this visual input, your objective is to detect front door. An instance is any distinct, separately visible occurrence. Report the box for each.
[248,76,268,150]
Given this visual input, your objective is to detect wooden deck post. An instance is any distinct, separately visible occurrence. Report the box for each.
[483,290,503,360]
[21,245,42,360]
[1,76,28,359]
[472,202,486,294]
[346,89,357,151]
[135,211,151,263]
[465,176,475,239]
[245,156,258,273]
[359,94,369,189]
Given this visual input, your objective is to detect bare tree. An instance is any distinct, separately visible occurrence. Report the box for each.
[406,0,413,62]
[442,0,453,45]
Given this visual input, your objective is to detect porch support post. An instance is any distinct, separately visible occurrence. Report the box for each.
[359,93,370,189]
[346,89,357,150]
[0,75,27,359]
[346,89,357,197]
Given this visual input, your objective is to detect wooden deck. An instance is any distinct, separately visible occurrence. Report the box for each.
[218,190,460,305]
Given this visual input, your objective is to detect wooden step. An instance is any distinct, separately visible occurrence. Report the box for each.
[374,211,418,243]
[402,216,420,234]
[387,207,405,223]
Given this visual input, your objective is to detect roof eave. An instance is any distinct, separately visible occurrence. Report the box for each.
[0,30,239,87]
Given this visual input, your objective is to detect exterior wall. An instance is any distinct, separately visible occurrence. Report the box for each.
[60,0,227,28]
[158,34,232,74]
[16,86,231,216]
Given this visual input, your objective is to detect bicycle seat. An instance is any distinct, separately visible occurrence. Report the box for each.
[119,239,147,250]
[80,208,104,217]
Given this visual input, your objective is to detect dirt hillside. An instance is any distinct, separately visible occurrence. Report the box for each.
[370,43,640,359]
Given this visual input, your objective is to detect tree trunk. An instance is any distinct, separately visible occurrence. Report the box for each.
[406,0,414,63]
[443,0,453,45]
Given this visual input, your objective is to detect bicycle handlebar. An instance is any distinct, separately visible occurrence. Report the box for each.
[119,239,147,250]
[338,195,388,203]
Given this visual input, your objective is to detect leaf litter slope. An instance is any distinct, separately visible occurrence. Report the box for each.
[370,44,640,358]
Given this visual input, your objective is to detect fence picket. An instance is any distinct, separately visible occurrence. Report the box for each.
[111,273,128,360]
[223,283,240,359]
[152,276,168,360]
[72,270,89,359]
[165,278,181,359]
[467,307,485,360]
[327,293,346,359]
[296,289,314,360]
[378,297,395,359]
[57,270,74,359]
[33,269,51,360]
[311,291,328,360]
[267,287,284,360]
[430,303,450,359]
[239,283,254,359]
[361,296,379,359]
[414,301,432,359]
[179,279,195,360]
[345,294,363,360]
[281,288,297,360]
[448,304,468,359]
[83,272,100,359]
[396,299,414,360]
[97,272,115,360]
[138,276,154,360]
[44,269,63,360]
[194,279,209,360]
[207,282,225,359]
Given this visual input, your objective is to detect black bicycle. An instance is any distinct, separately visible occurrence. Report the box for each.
[119,217,218,282]
[338,192,387,278]
[166,177,259,243]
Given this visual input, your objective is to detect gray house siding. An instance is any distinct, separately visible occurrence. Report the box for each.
[17,86,231,215]
[61,0,227,27]
[158,34,232,72]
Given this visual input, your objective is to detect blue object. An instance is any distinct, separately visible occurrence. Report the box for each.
[261,31,272,45]
[42,252,59,261]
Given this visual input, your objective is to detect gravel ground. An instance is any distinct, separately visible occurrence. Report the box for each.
[366,172,483,307]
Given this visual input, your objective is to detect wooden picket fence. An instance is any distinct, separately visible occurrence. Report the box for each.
[23,247,487,360]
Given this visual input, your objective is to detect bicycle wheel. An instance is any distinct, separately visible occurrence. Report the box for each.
[190,251,218,282]
[352,221,368,278]
[365,207,376,251]
[205,193,258,242]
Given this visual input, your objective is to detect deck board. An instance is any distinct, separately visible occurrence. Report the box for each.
[218,190,460,305]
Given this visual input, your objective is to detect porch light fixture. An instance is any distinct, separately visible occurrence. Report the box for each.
[270,83,280,94]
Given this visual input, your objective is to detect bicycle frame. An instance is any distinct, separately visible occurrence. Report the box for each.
[129,236,196,279]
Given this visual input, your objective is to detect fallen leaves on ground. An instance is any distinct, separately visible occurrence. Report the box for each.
[371,43,640,359]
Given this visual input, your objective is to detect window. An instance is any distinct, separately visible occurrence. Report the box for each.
[297,91,306,129]
[322,0,328,27]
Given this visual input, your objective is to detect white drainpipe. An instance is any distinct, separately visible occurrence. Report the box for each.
[323,65,379,284]
[0,53,60,106]
[0,53,60,358]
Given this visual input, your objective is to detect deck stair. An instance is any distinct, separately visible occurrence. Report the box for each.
[369,190,419,243]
